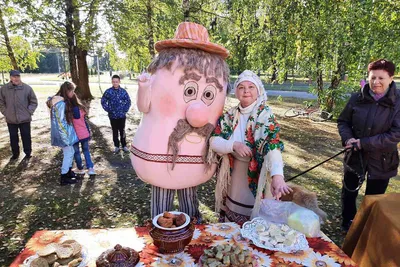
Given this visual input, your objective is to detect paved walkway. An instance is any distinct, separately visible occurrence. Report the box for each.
[266,90,317,99]
[17,77,318,99]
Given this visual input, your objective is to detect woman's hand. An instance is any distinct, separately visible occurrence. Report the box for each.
[345,138,361,150]
[233,141,252,157]
[271,175,292,200]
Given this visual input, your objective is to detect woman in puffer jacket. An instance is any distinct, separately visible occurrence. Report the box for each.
[47,82,79,185]
[338,59,400,232]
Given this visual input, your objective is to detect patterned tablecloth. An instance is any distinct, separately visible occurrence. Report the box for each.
[11,223,357,267]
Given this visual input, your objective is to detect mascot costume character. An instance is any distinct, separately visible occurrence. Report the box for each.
[130,22,229,220]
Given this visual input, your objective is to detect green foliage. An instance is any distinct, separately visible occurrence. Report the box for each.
[3,0,400,108]
[105,42,130,71]
[18,0,104,50]
[29,52,65,73]
[302,100,316,109]
[330,81,359,119]
[310,81,358,119]
[0,1,40,71]
[103,0,400,109]
[98,53,111,71]
[0,36,40,71]
[105,0,181,72]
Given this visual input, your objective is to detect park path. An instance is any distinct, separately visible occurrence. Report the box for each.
[266,90,317,99]
[21,76,319,99]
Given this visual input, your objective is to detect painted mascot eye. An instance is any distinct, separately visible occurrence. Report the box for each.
[201,85,216,106]
[183,81,198,103]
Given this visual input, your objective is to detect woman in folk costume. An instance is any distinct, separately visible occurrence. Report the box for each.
[210,70,292,225]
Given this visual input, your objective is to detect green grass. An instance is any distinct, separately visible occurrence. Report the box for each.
[30,84,136,98]
[1,92,399,265]
[31,85,59,93]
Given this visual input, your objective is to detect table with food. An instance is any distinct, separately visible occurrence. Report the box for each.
[11,210,356,267]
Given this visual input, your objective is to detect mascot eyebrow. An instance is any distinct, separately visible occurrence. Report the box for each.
[179,72,223,92]
[179,72,201,85]
[206,77,223,92]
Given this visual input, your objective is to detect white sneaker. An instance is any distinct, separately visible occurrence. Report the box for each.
[88,168,96,175]
[123,146,129,152]
[113,147,120,153]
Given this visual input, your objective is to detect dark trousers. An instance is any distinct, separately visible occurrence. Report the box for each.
[109,117,126,148]
[341,170,390,225]
[7,122,32,156]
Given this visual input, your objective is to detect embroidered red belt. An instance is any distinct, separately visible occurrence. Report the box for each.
[130,144,204,164]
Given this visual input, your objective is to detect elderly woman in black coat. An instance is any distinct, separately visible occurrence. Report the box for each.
[338,59,400,232]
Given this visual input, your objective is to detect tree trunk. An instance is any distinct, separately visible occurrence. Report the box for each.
[234,34,241,74]
[268,8,278,83]
[283,41,288,81]
[326,75,340,112]
[76,48,92,99]
[326,59,346,112]
[316,70,323,102]
[146,0,155,58]
[66,0,92,100]
[270,64,278,83]
[316,52,324,105]
[237,10,247,73]
[183,0,190,21]
[65,0,78,84]
[0,9,18,70]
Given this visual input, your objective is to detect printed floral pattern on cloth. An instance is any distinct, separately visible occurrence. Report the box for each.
[26,231,64,251]
[11,223,356,267]
[212,99,284,197]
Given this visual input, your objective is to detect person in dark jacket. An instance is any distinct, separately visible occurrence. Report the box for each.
[337,59,400,232]
[0,70,38,160]
[101,75,131,153]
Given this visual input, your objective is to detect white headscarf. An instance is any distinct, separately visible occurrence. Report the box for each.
[234,70,267,101]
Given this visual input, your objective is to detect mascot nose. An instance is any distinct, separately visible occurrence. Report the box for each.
[186,102,209,128]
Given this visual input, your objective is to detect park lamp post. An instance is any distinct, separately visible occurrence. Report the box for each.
[88,44,104,95]
[61,49,69,81]
[59,48,69,80]
[97,52,101,91]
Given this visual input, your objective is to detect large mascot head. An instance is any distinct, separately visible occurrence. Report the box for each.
[130,22,229,189]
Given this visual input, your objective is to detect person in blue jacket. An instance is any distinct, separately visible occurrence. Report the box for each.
[101,75,131,153]
[47,81,79,185]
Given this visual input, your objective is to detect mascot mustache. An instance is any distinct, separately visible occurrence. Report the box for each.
[168,119,214,170]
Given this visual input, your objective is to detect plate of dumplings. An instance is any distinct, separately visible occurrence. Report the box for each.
[241,217,309,253]
[23,239,87,267]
